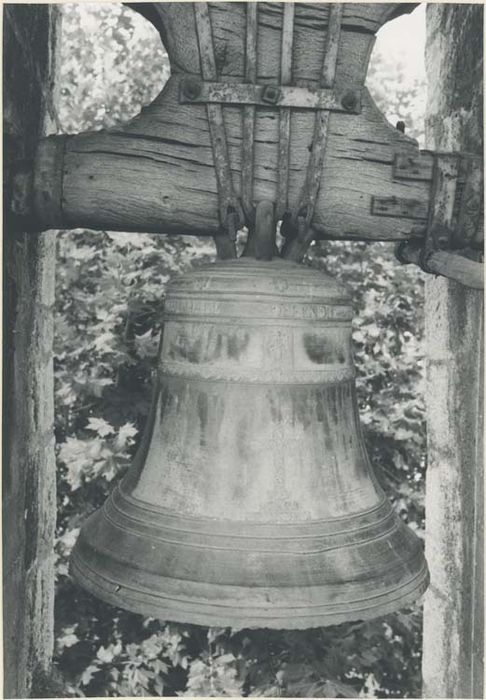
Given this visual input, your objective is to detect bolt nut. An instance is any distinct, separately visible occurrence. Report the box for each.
[181,77,202,101]
[341,90,358,112]
[261,85,281,105]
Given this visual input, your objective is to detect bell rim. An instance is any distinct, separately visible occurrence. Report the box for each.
[70,551,429,630]
[71,481,429,627]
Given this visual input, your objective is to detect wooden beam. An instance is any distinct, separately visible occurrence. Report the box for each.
[422,4,484,698]
[28,3,436,242]
[3,5,60,697]
[126,3,419,43]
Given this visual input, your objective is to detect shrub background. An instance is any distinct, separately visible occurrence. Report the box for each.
[54,5,427,697]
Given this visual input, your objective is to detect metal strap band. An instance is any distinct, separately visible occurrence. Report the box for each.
[371,195,427,220]
[193,3,243,233]
[419,153,460,272]
[321,3,343,88]
[179,81,360,113]
[276,2,295,221]
[393,152,484,278]
[298,3,343,229]
[241,2,258,221]
[455,154,483,249]
[281,3,343,261]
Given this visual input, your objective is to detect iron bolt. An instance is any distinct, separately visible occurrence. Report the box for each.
[261,85,281,105]
[181,77,202,101]
[341,90,358,112]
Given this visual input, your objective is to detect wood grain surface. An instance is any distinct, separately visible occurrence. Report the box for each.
[34,2,436,241]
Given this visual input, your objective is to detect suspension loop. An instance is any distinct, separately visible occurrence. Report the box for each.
[213,231,237,260]
[212,206,240,260]
[280,210,294,239]
[394,152,484,285]
[281,205,306,240]
[281,215,316,262]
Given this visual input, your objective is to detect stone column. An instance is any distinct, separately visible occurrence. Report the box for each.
[422,5,483,698]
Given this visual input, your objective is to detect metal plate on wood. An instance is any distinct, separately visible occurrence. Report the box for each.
[180,80,362,114]
[393,152,434,181]
[455,156,484,248]
[371,195,427,220]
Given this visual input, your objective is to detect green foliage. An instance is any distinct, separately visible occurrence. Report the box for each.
[366,10,427,144]
[54,4,427,697]
[307,240,426,534]
[59,3,169,132]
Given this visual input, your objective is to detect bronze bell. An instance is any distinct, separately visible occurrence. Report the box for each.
[71,259,429,629]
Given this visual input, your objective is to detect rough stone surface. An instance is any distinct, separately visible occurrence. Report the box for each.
[422,5,484,699]
[3,5,60,697]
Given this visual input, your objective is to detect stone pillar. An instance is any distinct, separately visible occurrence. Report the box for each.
[3,5,60,697]
[422,5,483,698]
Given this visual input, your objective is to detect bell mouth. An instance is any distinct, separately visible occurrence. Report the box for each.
[71,484,429,630]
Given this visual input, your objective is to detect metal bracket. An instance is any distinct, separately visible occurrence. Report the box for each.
[371,196,427,220]
[393,151,483,287]
[180,79,362,114]
[392,151,483,247]
[393,152,434,181]
[422,153,483,262]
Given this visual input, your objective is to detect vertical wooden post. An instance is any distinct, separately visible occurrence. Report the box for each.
[3,6,60,697]
[422,5,484,698]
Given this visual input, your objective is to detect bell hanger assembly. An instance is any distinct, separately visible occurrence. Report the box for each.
[13,2,481,286]
[11,2,483,282]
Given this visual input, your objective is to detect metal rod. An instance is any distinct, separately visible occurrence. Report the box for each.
[241,2,258,220]
[398,240,483,289]
[276,2,295,221]
[321,3,343,89]
[300,2,343,226]
[283,3,343,260]
[194,2,240,257]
